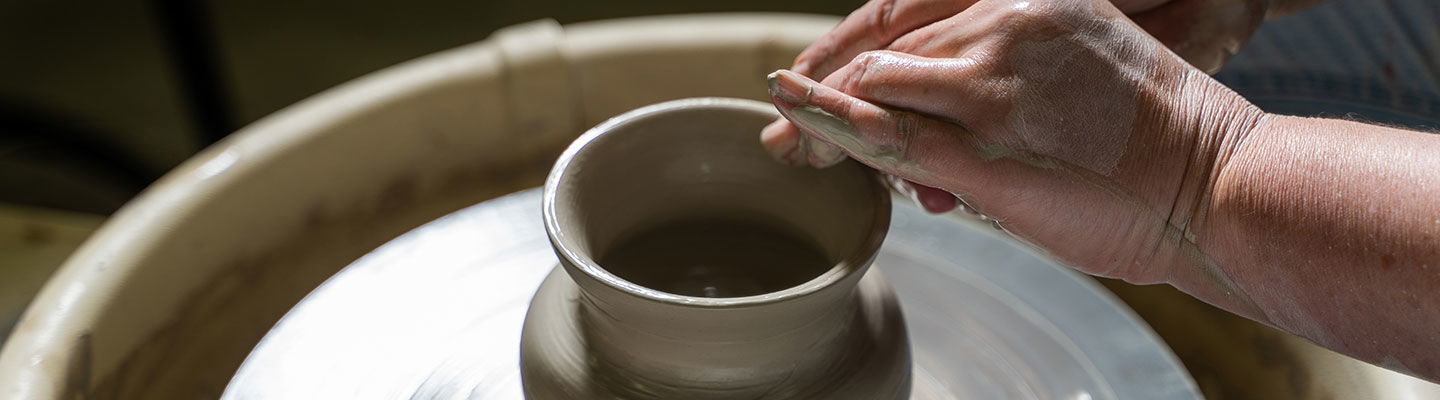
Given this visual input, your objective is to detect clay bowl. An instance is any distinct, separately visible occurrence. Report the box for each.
[0,13,1433,400]
[523,98,908,398]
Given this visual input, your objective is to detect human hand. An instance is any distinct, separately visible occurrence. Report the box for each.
[762,0,1268,213]
[765,0,1264,283]
[783,0,1263,79]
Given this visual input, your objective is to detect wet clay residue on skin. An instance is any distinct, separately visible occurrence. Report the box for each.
[1004,7,1156,178]
[787,105,929,175]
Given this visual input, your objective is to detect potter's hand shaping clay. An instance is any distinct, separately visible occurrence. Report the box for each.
[761,0,1315,213]
[763,0,1440,384]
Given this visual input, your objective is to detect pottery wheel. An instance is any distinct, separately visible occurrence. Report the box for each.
[222,188,1199,399]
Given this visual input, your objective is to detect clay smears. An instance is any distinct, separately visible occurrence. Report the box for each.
[788,105,920,173]
[1005,16,1152,177]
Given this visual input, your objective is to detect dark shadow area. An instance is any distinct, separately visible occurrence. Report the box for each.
[0,0,863,214]
[0,102,154,214]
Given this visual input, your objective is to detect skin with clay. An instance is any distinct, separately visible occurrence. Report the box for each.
[761,0,1440,381]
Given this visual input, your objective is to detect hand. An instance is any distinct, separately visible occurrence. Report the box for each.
[765,0,1264,283]
[762,0,1268,213]
[785,0,1262,79]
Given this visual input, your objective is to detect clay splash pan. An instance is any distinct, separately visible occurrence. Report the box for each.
[223,100,1198,399]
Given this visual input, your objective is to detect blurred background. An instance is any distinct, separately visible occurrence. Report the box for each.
[0,0,869,359]
[0,0,867,215]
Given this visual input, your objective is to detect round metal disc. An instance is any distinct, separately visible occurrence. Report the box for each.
[223,188,1198,399]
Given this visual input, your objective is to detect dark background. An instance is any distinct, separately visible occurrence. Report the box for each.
[0,0,863,214]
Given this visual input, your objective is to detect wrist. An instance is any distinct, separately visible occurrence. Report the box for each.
[1158,75,1281,320]
[1154,71,1265,286]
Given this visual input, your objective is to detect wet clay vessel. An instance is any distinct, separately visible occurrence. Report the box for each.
[520,98,910,399]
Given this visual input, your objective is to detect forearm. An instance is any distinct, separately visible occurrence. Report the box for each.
[1195,114,1440,378]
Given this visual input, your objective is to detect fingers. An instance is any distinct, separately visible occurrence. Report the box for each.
[760,119,803,165]
[763,67,963,213]
[886,175,960,213]
[766,69,978,190]
[910,181,960,213]
[762,74,963,214]
[760,119,848,167]
[766,0,979,169]
[766,0,990,169]
[822,50,997,124]
[884,7,993,58]
[799,128,849,167]
[793,0,977,80]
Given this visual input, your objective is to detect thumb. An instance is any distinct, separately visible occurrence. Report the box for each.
[766,69,978,192]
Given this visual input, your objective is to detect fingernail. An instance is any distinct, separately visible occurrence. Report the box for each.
[767,70,811,104]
